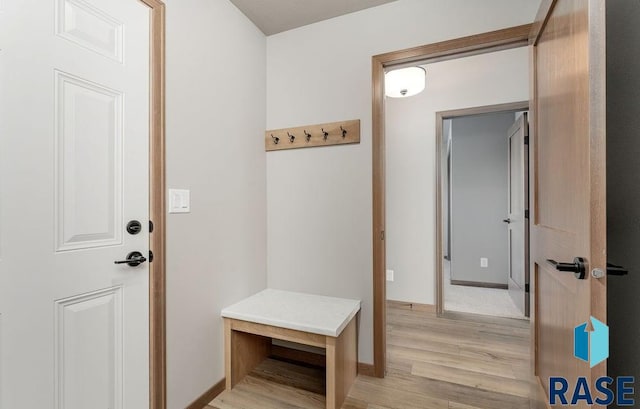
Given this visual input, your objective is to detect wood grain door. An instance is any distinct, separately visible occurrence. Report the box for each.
[0,0,151,407]
[531,0,606,406]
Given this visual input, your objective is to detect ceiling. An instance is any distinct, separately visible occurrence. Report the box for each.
[230,0,399,36]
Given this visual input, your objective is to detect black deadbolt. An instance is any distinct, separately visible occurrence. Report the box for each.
[126,220,142,235]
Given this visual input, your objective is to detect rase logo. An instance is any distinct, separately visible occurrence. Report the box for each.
[549,317,635,406]
[574,316,608,368]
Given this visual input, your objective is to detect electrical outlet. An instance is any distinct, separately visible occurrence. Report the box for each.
[480,258,489,268]
[386,269,395,282]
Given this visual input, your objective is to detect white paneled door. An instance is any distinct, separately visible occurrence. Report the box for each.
[0,0,150,408]
[507,113,529,317]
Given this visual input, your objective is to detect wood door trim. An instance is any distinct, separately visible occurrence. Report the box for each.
[587,0,607,383]
[435,101,530,120]
[434,101,529,315]
[372,25,532,378]
[357,362,376,377]
[138,0,166,408]
[373,24,531,66]
[528,34,540,398]
[529,0,557,45]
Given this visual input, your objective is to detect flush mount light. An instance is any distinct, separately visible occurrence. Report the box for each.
[384,66,426,98]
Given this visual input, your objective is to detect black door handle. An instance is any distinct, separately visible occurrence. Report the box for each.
[503,218,511,224]
[607,262,629,276]
[547,257,587,280]
[114,251,147,267]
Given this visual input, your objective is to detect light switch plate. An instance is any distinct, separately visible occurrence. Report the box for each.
[480,258,489,268]
[168,189,190,214]
[386,269,394,282]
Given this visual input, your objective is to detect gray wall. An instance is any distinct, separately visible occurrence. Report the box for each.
[607,0,640,401]
[165,1,267,407]
[450,113,514,285]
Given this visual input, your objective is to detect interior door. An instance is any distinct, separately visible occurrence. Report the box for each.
[531,0,607,406]
[0,0,150,408]
[507,113,529,317]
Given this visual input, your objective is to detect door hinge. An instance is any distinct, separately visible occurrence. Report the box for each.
[525,283,530,293]
[149,220,154,233]
[524,135,529,145]
[149,250,154,263]
[524,209,530,219]
[381,230,385,241]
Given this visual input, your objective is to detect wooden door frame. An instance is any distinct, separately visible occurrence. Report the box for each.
[434,101,529,315]
[371,24,532,378]
[528,4,551,404]
[139,0,167,408]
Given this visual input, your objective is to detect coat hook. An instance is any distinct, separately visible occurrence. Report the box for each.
[322,128,329,141]
[288,132,295,143]
[271,134,280,145]
[304,130,312,142]
[341,126,347,138]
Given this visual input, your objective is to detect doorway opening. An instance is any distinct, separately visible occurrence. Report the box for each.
[371,24,532,377]
[437,103,529,320]
[384,51,531,407]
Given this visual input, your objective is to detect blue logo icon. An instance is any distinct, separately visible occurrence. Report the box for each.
[574,316,608,368]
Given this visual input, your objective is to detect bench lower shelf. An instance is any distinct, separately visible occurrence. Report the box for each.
[211,358,326,409]
[223,317,357,409]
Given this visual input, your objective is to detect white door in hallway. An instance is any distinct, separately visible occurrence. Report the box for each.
[507,113,528,317]
[0,0,150,407]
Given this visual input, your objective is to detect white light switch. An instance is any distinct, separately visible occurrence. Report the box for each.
[169,189,190,213]
[480,258,489,268]
[386,269,395,282]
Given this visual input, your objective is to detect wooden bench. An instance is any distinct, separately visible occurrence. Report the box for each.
[221,289,361,409]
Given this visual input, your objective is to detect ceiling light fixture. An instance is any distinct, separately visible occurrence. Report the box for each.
[384,66,426,98]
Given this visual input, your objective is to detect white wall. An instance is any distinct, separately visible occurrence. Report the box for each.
[385,48,529,304]
[266,0,540,365]
[164,1,266,408]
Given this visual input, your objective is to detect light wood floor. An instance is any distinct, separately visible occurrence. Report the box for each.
[209,304,533,409]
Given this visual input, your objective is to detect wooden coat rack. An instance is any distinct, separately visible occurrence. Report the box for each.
[265,119,360,152]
